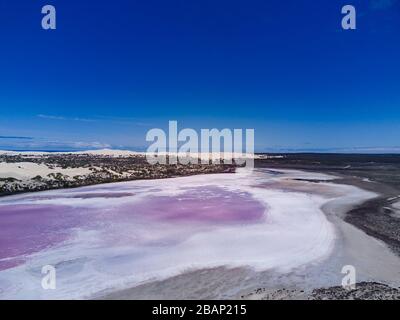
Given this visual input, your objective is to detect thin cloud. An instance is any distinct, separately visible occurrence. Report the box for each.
[37,114,153,126]
[71,117,97,123]
[0,136,33,140]
[37,114,97,122]
[0,136,111,151]
[37,114,66,120]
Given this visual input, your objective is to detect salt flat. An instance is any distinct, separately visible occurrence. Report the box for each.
[0,168,398,299]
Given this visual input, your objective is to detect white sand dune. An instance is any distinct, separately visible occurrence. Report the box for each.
[0,148,275,159]
[0,162,92,181]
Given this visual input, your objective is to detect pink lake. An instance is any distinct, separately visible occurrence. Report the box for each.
[0,171,337,299]
[0,181,265,271]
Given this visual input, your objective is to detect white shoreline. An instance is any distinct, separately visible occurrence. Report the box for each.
[101,169,400,299]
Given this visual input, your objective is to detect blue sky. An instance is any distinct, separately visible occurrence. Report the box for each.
[0,0,399,152]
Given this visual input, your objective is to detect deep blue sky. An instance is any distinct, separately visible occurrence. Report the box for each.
[0,0,399,152]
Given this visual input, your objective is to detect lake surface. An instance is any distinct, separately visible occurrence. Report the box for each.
[0,169,336,299]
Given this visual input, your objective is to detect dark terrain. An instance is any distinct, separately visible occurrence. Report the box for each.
[0,153,236,196]
[253,153,400,299]
[256,153,400,257]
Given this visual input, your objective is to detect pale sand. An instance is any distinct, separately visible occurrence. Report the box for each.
[390,200,400,217]
[0,162,92,181]
[100,169,400,300]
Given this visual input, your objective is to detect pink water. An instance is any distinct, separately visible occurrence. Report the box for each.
[0,183,265,271]
[0,171,341,299]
